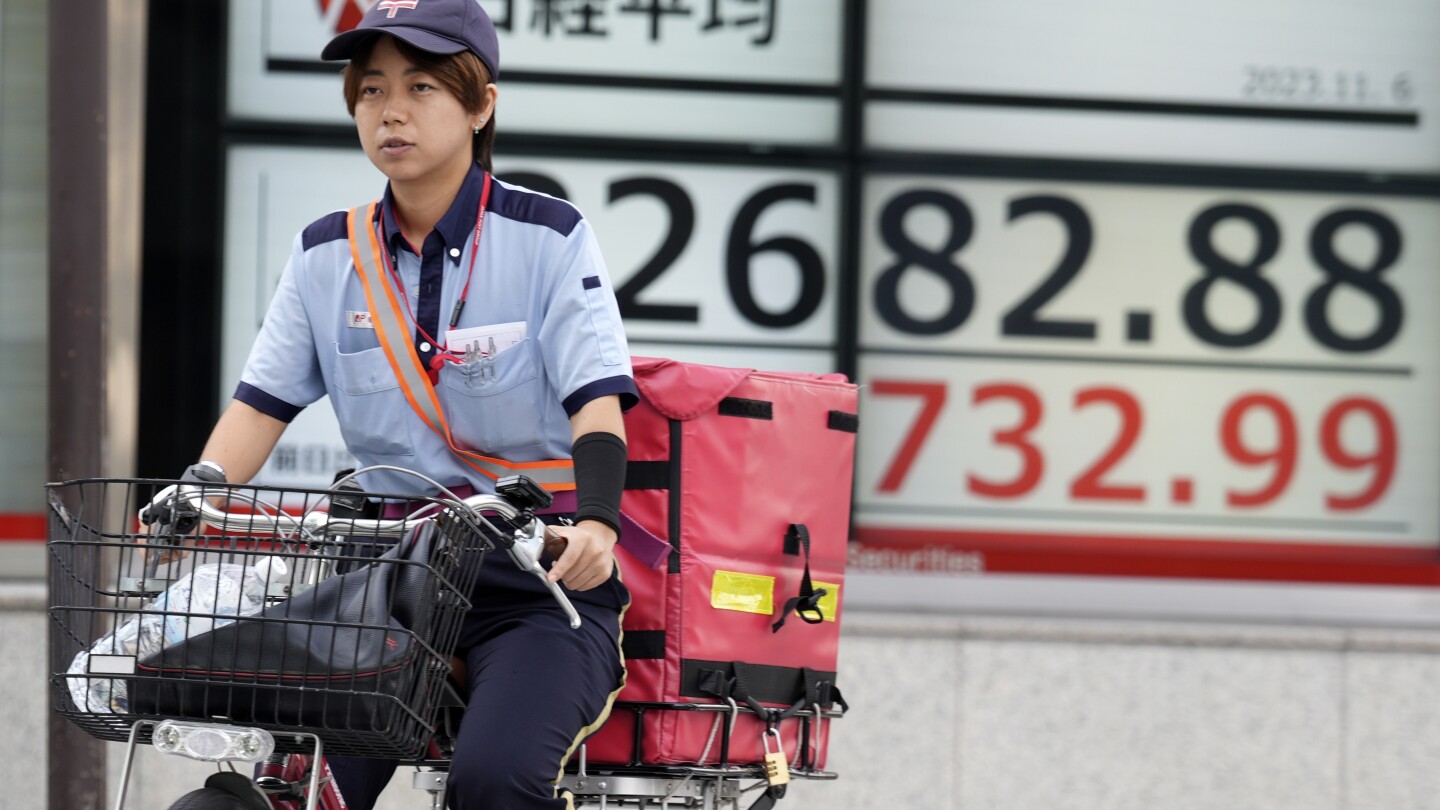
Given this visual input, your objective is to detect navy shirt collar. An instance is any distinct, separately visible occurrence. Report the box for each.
[378,162,488,263]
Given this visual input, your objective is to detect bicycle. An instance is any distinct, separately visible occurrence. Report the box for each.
[47,470,841,810]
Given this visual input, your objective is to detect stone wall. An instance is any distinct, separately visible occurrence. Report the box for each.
[10,584,1440,809]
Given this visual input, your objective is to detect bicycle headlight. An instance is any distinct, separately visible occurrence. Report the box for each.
[151,720,275,763]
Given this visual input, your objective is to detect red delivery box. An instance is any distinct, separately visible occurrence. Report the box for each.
[585,356,857,770]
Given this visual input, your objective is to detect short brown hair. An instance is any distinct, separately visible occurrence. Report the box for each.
[342,35,496,172]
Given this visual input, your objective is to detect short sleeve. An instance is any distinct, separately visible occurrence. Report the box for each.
[236,231,326,422]
[537,218,638,416]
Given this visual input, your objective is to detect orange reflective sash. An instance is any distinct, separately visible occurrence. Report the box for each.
[346,203,576,491]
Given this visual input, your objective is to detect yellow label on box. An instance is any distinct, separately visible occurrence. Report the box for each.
[807,581,839,622]
[711,570,775,615]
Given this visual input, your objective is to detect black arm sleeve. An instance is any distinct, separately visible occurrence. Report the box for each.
[572,431,627,537]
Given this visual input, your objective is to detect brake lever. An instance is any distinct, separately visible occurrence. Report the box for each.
[136,484,197,572]
[138,483,204,541]
[506,518,582,630]
[137,484,179,527]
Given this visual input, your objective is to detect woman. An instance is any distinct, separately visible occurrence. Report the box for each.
[188,1,635,806]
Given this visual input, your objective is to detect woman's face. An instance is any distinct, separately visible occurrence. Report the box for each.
[353,37,487,188]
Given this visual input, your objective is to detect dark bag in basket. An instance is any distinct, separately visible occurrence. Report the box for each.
[131,519,462,734]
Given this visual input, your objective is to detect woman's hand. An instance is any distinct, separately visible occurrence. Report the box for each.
[544,520,617,591]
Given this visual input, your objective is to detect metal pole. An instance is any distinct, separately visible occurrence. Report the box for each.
[47,0,111,803]
[47,0,147,806]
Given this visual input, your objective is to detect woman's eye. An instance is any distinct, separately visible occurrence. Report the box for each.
[413,83,433,92]
[361,86,382,97]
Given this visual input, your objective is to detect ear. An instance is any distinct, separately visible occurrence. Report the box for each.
[479,83,499,123]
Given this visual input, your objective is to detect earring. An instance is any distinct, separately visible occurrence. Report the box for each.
[472,126,480,134]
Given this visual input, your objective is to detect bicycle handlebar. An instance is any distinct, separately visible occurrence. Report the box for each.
[150,483,583,630]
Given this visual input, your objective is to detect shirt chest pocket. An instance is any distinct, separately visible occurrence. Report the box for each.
[332,345,415,457]
[439,338,550,454]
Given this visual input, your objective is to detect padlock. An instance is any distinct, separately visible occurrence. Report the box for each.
[762,727,790,787]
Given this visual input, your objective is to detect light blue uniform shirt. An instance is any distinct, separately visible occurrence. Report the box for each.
[236,166,637,495]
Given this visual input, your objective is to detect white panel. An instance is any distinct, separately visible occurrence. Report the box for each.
[858,175,1440,363]
[482,84,839,146]
[865,0,1440,172]
[854,173,1440,549]
[854,353,1439,545]
[269,0,841,82]
[228,0,842,144]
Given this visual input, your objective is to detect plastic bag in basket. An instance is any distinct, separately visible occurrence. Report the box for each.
[67,557,287,713]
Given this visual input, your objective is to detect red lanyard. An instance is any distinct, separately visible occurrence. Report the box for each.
[375,171,492,356]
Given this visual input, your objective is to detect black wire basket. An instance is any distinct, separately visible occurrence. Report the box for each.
[47,477,495,759]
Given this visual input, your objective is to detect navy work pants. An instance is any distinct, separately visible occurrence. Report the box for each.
[327,551,628,809]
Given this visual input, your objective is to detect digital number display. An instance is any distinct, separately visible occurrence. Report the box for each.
[861,370,1412,528]
[853,174,1440,577]
[866,190,1406,355]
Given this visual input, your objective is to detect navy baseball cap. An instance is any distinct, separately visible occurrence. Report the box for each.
[321,0,500,81]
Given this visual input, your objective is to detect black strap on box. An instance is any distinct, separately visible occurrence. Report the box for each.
[693,661,845,717]
[621,419,684,573]
[826,409,858,433]
[772,523,826,633]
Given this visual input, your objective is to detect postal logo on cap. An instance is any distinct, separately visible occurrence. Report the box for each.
[377,0,419,17]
